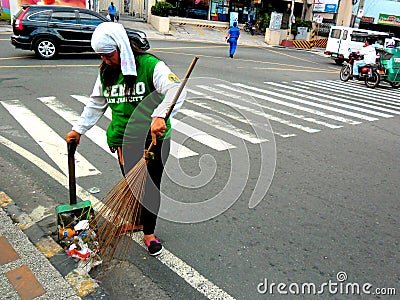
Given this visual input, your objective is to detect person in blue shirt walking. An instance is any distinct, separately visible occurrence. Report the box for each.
[108,2,117,22]
[225,22,240,58]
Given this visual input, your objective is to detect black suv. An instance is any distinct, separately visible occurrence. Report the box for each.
[11,5,150,59]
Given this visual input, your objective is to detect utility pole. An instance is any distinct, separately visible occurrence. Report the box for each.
[286,0,295,40]
[353,0,365,28]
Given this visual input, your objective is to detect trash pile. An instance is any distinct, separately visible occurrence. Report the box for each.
[57,212,102,270]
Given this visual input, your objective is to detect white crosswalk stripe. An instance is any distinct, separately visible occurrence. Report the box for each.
[2,80,399,171]
[179,108,269,144]
[196,85,341,130]
[268,82,400,116]
[217,83,362,125]
[297,81,400,109]
[187,88,321,133]
[246,83,381,121]
[37,96,116,159]
[1,100,101,177]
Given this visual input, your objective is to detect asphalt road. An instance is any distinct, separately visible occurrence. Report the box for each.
[1,34,399,299]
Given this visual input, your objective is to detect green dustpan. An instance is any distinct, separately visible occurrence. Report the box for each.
[55,139,92,233]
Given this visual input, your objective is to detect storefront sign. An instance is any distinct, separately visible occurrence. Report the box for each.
[361,16,374,24]
[378,14,400,26]
[313,0,339,13]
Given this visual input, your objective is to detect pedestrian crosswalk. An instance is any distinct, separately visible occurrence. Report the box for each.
[1,80,399,178]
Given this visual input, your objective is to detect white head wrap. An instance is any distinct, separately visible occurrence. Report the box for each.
[91,22,137,76]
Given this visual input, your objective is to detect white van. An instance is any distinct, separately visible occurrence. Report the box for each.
[324,26,390,65]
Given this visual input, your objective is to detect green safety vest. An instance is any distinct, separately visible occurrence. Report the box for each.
[100,54,172,146]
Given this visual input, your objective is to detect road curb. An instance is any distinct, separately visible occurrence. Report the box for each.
[0,191,105,299]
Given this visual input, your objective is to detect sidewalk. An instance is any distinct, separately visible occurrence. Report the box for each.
[0,192,80,300]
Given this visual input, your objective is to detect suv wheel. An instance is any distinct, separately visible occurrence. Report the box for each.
[34,38,58,59]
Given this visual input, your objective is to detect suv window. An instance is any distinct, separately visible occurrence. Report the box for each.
[79,12,103,26]
[28,11,51,22]
[50,11,77,24]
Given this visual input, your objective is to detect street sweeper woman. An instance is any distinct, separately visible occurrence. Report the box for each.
[65,22,186,256]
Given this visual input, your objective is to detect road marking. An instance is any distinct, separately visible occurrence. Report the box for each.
[0,64,98,68]
[267,82,399,116]
[191,25,205,35]
[0,56,33,60]
[0,134,237,300]
[131,232,236,300]
[1,100,100,177]
[179,108,268,143]
[152,50,337,72]
[37,96,116,159]
[70,95,198,159]
[216,84,362,125]
[234,83,378,122]
[265,82,393,118]
[170,118,236,151]
[337,81,400,102]
[314,80,400,105]
[197,84,341,129]
[298,81,400,110]
[185,96,296,137]
[263,46,338,69]
[188,88,320,133]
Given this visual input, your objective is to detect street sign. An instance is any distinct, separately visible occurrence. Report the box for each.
[313,14,323,24]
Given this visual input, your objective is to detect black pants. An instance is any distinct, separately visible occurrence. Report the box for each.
[117,138,170,235]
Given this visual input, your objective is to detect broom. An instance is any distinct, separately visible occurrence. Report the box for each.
[88,56,199,264]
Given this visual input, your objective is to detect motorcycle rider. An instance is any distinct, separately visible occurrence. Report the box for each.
[353,38,377,78]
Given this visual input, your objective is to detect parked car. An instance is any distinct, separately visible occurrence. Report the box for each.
[11,5,150,59]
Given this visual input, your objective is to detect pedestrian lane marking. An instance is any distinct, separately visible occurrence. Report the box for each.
[197,85,340,130]
[237,83,378,121]
[37,96,116,159]
[179,108,268,144]
[319,80,400,105]
[185,95,297,138]
[217,83,362,125]
[2,79,399,168]
[188,88,320,133]
[267,82,399,116]
[332,80,400,101]
[297,81,400,109]
[170,118,236,151]
[309,80,400,105]
[0,134,237,300]
[1,100,100,178]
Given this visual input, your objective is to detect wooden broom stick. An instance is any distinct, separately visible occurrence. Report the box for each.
[146,56,199,154]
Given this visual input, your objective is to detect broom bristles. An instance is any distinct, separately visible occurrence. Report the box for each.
[87,157,148,265]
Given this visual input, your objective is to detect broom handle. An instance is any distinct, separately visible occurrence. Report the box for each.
[68,138,78,205]
[147,56,199,153]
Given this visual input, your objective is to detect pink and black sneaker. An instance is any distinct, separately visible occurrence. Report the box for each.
[144,238,163,256]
